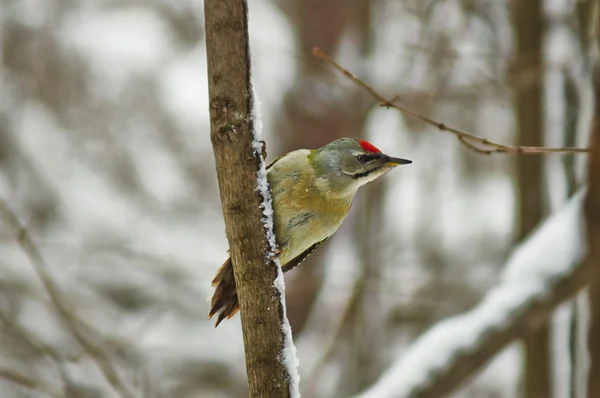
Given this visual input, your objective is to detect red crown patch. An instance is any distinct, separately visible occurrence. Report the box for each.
[359,140,381,153]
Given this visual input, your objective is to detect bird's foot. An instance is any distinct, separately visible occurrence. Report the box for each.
[270,248,282,259]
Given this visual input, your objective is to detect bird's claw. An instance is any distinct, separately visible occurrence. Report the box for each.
[270,248,282,259]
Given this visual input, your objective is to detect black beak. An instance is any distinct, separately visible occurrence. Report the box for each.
[383,155,412,166]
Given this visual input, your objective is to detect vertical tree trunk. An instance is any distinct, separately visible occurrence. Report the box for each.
[586,64,600,398]
[565,72,581,398]
[339,179,387,396]
[589,285,600,398]
[585,68,600,397]
[204,1,295,396]
[512,1,550,398]
[574,2,600,396]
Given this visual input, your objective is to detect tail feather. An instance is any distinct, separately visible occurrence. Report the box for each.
[208,257,239,327]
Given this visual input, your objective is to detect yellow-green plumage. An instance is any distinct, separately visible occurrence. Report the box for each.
[208,138,411,326]
[268,149,353,267]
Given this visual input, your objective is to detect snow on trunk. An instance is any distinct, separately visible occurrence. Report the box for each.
[251,85,301,397]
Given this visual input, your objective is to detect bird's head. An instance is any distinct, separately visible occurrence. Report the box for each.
[310,138,412,197]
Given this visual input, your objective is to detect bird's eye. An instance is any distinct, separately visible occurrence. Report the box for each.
[356,155,368,163]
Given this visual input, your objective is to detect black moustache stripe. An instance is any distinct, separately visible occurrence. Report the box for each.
[351,168,379,179]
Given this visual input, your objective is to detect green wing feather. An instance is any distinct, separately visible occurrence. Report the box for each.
[281,237,329,273]
[267,150,326,273]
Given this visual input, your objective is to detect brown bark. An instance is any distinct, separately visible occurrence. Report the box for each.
[586,65,600,398]
[564,77,580,398]
[512,2,550,397]
[574,1,600,395]
[203,1,294,397]
[567,3,599,396]
[589,284,600,398]
[340,179,387,396]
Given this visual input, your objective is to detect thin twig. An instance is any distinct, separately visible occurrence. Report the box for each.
[457,136,495,154]
[301,280,362,396]
[0,367,63,398]
[313,47,592,155]
[0,200,136,398]
[70,307,165,363]
[0,310,80,395]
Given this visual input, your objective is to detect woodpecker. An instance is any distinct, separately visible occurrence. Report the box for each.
[208,138,411,326]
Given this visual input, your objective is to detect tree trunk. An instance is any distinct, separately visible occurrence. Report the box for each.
[204,1,295,396]
[512,2,550,397]
[564,66,581,398]
[586,64,600,398]
[574,1,600,396]
[340,179,387,396]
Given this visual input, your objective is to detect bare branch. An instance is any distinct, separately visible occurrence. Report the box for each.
[313,47,591,155]
[0,367,63,398]
[0,310,81,396]
[0,200,135,398]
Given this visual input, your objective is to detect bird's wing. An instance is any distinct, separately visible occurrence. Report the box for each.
[267,148,325,272]
[281,237,329,273]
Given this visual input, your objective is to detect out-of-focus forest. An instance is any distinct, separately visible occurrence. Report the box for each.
[0,0,598,397]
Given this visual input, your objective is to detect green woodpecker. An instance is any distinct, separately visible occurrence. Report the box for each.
[208,138,411,326]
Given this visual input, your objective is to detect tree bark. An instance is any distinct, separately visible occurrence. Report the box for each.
[340,179,387,396]
[575,1,600,396]
[204,1,294,397]
[586,63,600,398]
[512,2,551,397]
[565,70,582,398]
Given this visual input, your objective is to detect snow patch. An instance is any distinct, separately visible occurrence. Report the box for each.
[273,270,302,397]
[252,85,301,397]
[159,47,209,133]
[61,6,174,96]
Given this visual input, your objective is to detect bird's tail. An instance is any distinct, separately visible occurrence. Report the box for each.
[208,257,239,327]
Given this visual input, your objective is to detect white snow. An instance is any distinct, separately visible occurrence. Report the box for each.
[273,270,302,397]
[60,6,175,97]
[159,47,210,133]
[252,85,301,396]
[355,189,586,398]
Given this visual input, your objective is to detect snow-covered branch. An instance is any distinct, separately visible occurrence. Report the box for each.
[356,189,593,398]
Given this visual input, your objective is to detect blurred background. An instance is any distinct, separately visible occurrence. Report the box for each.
[0,0,595,397]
